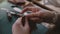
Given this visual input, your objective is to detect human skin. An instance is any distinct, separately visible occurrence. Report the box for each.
[21,7,55,23]
[12,17,31,34]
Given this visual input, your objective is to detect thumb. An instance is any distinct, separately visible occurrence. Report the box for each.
[14,17,23,27]
[25,17,29,26]
[20,7,29,14]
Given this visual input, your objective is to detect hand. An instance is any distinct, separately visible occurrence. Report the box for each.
[21,7,40,14]
[25,10,55,23]
[12,17,30,34]
[20,7,41,23]
[21,7,55,23]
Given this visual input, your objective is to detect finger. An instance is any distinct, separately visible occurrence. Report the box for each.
[15,17,23,27]
[21,7,39,14]
[21,7,29,14]
[24,17,29,27]
[31,8,40,13]
[25,12,38,18]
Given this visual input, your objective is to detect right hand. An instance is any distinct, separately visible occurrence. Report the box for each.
[21,7,42,23]
[21,7,55,23]
[26,11,55,23]
[21,7,40,14]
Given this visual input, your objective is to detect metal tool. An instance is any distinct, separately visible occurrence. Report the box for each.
[7,12,12,21]
[1,8,12,21]
[27,0,54,11]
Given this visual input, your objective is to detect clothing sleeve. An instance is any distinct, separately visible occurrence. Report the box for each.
[46,12,60,34]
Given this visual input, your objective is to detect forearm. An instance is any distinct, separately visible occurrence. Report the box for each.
[46,12,60,34]
[40,9,57,23]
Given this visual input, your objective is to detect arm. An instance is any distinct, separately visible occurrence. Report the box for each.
[46,13,60,34]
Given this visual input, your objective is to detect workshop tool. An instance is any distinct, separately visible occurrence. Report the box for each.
[1,8,12,21]
[1,7,37,31]
[8,0,25,5]
[8,0,54,11]
[7,11,12,21]
[22,16,37,31]
[27,0,54,11]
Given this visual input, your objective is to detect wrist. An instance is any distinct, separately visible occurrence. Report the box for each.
[40,11,56,23]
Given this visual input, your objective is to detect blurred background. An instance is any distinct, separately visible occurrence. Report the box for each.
[0,0,60,11]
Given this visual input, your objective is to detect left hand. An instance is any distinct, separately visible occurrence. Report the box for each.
[12,17,30,34]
